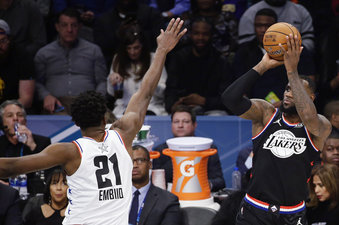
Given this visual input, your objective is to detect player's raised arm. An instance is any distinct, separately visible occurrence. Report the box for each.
[222,53,283,134]
[281,34,331,144]
[113,18,186,147]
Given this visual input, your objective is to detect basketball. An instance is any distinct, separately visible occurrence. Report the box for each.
[263,22,302,61]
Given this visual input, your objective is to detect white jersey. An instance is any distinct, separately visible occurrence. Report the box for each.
[63,130,133,225]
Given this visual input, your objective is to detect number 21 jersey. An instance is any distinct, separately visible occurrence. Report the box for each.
[63,130,133,225]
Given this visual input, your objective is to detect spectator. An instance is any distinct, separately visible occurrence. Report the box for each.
[129,145,181,225]
[323,100,339,133]
[306,164,339,225]
[34,8,107,115]
[232,8,315,106]
[238,0,315,53]
[165,17,233,115]
[317,16,339,113]
[23,168,68,225]
[93,0,163,68]
[0,100,51,196]
[321,130,339,168]
[0,183,22,225]
[107,21,167,117]
[0,19,35,110]
[0,0,46,58]
[180,0,238,57]
[140,0,190,18]
[152,105,226,192]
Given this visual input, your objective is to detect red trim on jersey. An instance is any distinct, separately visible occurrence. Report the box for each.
[113,130,126,148]
[304,127,319,152]
[72,141,82,158]
[282,113,300,126]
[252,108,278,140]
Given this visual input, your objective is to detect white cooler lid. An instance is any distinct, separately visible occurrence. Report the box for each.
[166,137,213,151]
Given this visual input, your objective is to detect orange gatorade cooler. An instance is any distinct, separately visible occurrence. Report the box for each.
[163,137,218,204]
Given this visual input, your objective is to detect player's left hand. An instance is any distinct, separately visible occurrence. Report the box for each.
[280,34,303,73]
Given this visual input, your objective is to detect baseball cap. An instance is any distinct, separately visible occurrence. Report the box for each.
[0,19,10,35]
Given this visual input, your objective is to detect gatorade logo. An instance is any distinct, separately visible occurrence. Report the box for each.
[180,160,194,177]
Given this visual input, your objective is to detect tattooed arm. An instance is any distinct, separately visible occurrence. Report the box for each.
[282,35,331,147]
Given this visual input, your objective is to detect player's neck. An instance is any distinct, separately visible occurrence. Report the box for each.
[282,112,301,124]
[81,127,106,142]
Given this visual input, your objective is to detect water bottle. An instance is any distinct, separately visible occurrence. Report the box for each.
[9,176,20,191]
[232,167,241,190]
[14,122,27,143]
[113,81,123,99]
[18,174,29,200]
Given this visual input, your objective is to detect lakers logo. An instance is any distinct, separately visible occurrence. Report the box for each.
[263,130,307,158]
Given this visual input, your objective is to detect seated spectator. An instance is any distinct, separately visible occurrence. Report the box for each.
[316,16,339,113]
[0,183,22,225]
[129,145,181,225]
[140,0,190,18]
[152,105,226,192]
[165,17,233,115]
[107,21,167,117]
[232,8,315,106]
[323,100,339,133]
[0,20,35,110]
[0,0,46,58]
[321,130,339,168]
[93,0,163,68]
[180,0,238,57]
[0,100,51,196]
[306,164,339,225]
[238,0,315,53]
[23,168,68,225]
[34,8,107,115]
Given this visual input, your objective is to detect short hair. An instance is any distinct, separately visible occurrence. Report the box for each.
[0,100,26,119]
[70,91,107,129]
[327,129,339,140]
[299,75,316,94]
[323,100,339,120]
[255,8,278,22]
[43,168,67,203]
[307,164,339,209]
[189,16,213,33]
[56,8,81,24]
[132,145,150,161]
[171,105,196,123]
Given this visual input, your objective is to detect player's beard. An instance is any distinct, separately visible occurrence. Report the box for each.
[279,104,298,115]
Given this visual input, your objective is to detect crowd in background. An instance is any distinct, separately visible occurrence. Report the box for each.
[1,0,339,224]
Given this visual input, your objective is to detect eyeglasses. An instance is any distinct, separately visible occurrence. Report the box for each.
[133,158,148,165]
[0,38,9,45]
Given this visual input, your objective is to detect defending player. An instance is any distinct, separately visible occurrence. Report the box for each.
[0,18,186,225]
[222,34,332,224]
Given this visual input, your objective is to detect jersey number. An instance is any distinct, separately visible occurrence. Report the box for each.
[94,154,121,189]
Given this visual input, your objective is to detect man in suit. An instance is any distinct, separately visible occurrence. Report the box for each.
[130,145,181,225]
[0,100,51,195]
[0,183,22,225]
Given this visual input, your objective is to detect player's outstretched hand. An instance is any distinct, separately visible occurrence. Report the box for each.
[280,34,303,73]
[156,18,187,54]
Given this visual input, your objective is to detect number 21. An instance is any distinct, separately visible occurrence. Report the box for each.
[94,153,121,189]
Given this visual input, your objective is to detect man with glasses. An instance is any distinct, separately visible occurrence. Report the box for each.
[130,145,181,225]
[0,19,35,110]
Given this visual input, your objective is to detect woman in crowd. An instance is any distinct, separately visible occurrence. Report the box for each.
[306,164,339,225]
[107,21,167,117]
[23,168,68,225]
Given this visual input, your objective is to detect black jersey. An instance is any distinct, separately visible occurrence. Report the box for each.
[248,108,319,206]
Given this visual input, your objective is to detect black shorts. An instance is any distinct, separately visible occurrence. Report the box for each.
[236,195,307,225]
